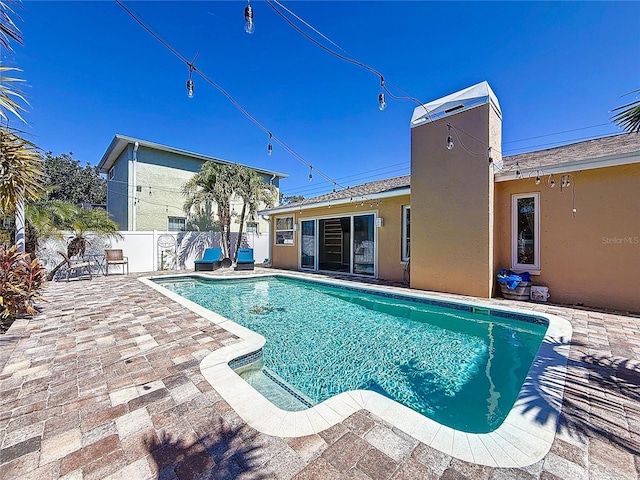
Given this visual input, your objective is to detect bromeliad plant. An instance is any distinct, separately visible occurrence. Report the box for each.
[0,244,46,331]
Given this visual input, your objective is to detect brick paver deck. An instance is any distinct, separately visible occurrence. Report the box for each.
[1,270,638,479]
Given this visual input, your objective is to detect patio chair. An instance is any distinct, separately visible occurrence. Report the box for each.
[57,251,92,282]
[235,248,255,271]
[104,249,129,275]
[194,247,223,271]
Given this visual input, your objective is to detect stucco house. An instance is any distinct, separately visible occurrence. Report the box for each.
[260,82,639,312]
[97,135,287,233]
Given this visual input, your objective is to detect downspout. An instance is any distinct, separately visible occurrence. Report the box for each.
[132,142,139,231]
[268,174,277,265]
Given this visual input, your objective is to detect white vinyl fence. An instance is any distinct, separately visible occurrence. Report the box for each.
[38,230,270,275]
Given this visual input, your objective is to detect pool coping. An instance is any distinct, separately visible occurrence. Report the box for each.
[140,272,573,468]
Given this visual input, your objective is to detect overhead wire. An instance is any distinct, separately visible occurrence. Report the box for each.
[114,0,349,193]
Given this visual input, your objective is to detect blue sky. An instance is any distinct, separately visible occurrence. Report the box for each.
[7,1,640,197]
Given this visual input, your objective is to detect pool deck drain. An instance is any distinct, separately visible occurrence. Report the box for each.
[0,268,638,479]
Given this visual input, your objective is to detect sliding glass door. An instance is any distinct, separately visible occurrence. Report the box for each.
[301,220,316,269]
[300,214,375,276]
[353,214,375,276]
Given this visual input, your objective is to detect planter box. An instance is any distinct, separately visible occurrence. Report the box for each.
[500,281,532,301]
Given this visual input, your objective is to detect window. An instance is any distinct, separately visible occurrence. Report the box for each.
[108,168,114,180]
[168,216,186,232]
[512,193,540,271]
[246,222,259,233]
[401,205,410,261]
[275,216,294,245]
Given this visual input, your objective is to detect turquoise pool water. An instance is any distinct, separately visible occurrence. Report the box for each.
[155,275,547,433]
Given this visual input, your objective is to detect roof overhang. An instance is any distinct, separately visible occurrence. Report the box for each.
[411,81,502,128]
[97,134,288,179]
[496,150,640,181]
[259,187,411,216]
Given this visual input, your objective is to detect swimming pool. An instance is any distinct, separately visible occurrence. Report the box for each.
[144,272,571,467]
[154,275,547,433]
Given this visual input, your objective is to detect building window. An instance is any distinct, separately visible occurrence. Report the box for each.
[401,205,410,261]
[275,216,294,245]
[512,193,540,271]
[168,216,186,232]
[108,168,114,180]
[246,222,259,233]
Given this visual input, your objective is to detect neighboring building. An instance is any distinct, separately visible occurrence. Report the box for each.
[97,135,287,233]
[260,82,640,312]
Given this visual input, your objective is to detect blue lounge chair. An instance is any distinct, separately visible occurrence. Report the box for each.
[235,248,255,271]
[194,248,223,271]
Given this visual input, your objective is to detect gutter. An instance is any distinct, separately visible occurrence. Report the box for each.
[259,187,411,216]
[132,141,139,231]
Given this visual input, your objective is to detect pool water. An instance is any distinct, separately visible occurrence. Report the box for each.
[155,276,547,433]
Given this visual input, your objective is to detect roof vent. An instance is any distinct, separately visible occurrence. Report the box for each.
[444,104,464,114]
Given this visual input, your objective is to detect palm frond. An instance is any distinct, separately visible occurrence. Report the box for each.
[611,89,640,134]
[0,129,43,214]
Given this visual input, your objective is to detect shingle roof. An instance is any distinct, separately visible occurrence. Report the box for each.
[277,175,410,210]
[266,133,639,212]
[501,133,640,171]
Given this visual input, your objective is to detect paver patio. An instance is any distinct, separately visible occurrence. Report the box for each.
[0,269,639,479]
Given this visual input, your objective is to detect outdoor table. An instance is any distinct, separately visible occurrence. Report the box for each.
[83,253,106,275]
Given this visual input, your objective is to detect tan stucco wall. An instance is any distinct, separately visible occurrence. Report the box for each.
[495,163,640,312]
[410,103,498,297]
[268,194,410,282]
[270,212,299,270]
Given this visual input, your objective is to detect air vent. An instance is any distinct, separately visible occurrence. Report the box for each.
[444,104,465,114]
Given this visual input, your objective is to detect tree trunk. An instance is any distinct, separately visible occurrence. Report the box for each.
[233,204,248,262]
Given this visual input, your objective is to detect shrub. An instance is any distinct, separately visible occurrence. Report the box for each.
[0,245,46,328]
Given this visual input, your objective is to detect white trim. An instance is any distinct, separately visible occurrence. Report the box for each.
[511,193,540,271]
[260,187,410,216]
[497,151,640,181]
[274,215,295,246]
[401,205,411,262]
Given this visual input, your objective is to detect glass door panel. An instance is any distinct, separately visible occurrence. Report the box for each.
[301,220,315,269]
[353,214,375,276]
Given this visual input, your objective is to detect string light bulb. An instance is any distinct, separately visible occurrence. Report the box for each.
[308,166,313,182]
[186,65,194,98]
[550,175,556,187]
[446,124,454,150]
[535,174,541,185]
[244,1,254,34]
[267,133,273,156]
[488,147,493,164]
[378,78,386,111]
[378,92,386,111]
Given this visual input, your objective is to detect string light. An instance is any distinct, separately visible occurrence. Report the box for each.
[244,1,255,34]
[267,132,273,156]
[549,174,556,187]
[515,161,521,179]
[446,124,454,150]
[488,147,493,164]
[378,78,386,111]
[535,173,541,185]
[308,166,313,182]
[186,65,194,98]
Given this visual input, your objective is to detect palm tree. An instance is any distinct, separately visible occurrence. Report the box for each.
[611,89,640,134]
[46,206,122,280]
[24,199,75,255]
[0,129,43,216]
[232,167,277,262]
[182,162,238,258]
[0,0,27,123]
